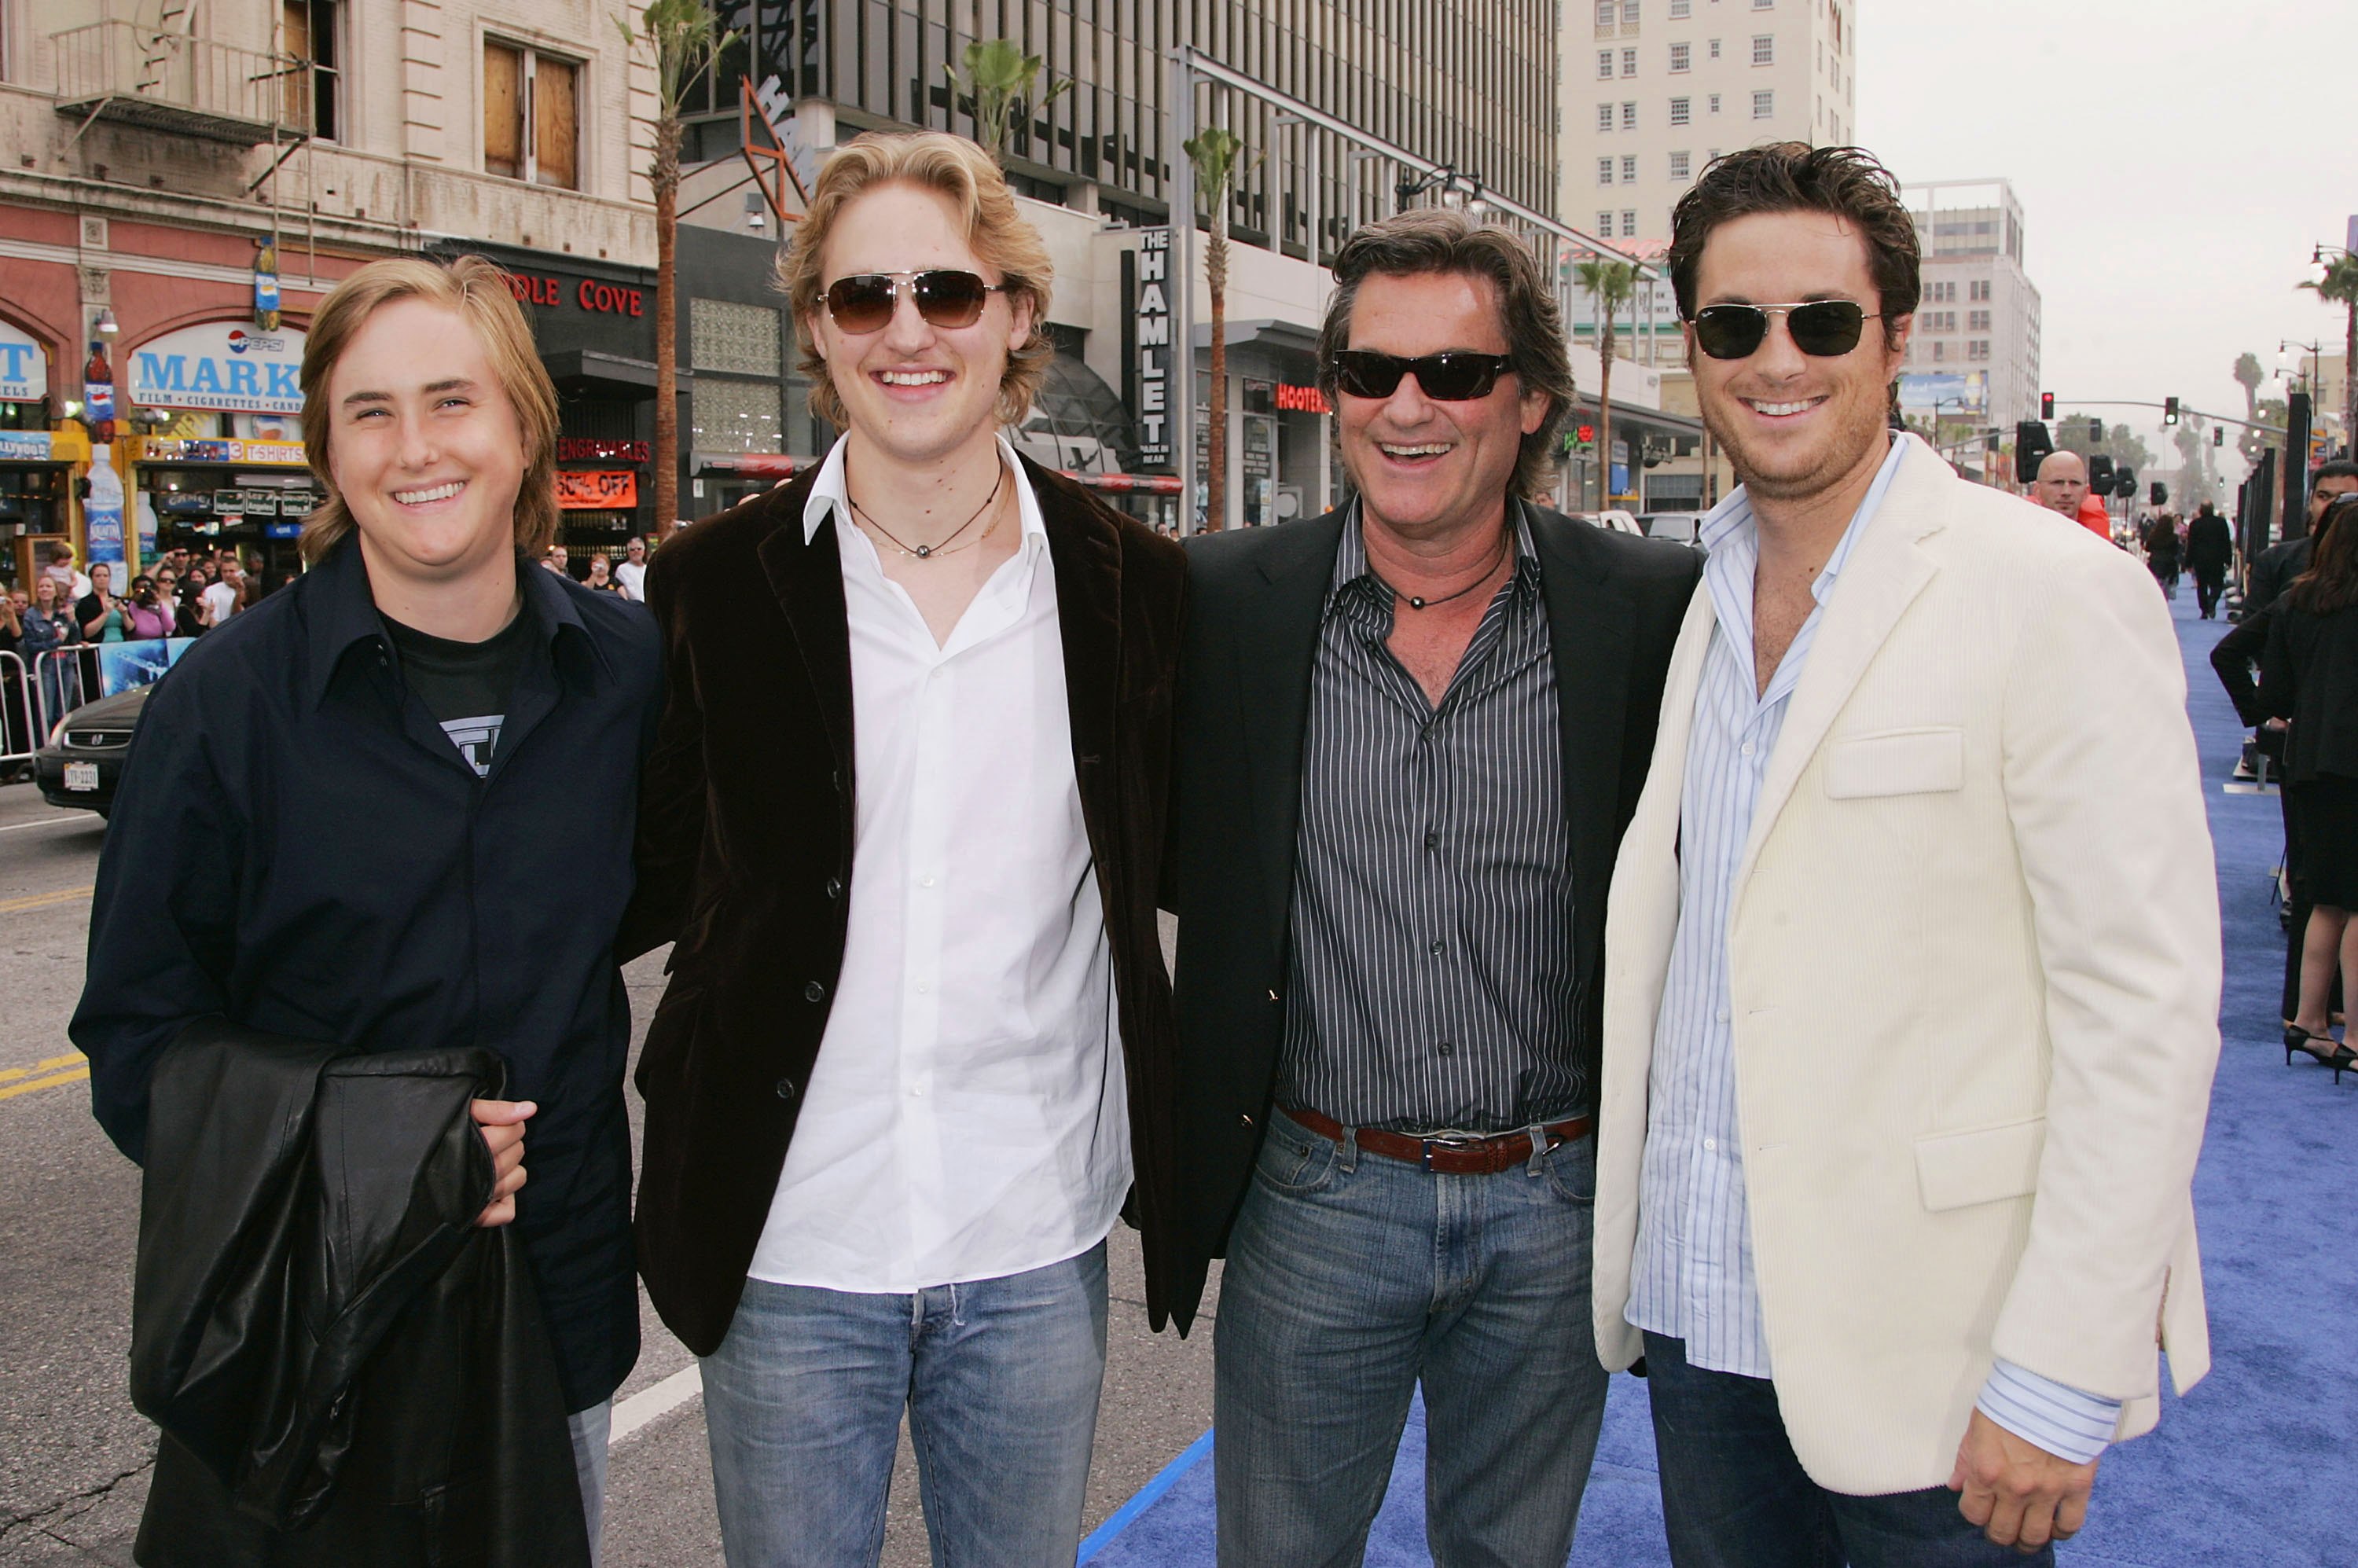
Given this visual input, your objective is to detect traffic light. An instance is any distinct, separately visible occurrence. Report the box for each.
[2040,391,2055,420]
[2150,481,2169,505]
[2164,397,2180,426]
[2015,420,2053,483]
[2088,417,2105,444]
[2115,468,2137,501]
[2214,424,2225,446]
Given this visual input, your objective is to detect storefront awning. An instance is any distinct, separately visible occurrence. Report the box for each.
[1192,318,1322,356]
[544,351,669,398]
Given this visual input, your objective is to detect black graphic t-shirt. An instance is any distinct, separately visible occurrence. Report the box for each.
[381,607,532,778]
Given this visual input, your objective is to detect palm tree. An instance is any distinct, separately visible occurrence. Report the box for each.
[2299,255,2358,455]
[1574,259,1637,509]
[1185,127,1252,530]
[943,39,1070,163]
[2232,351,2266,468]
[613,0,734,538]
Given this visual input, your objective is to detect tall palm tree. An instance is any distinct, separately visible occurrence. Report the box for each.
[943,39,1070,163]
[2232,351,2266,468]
[614,0,734,538]
[1574,259,1637,509]
[2299,255,2358,454]
[1185,127,1251,530]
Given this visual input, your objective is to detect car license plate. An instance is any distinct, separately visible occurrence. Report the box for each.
[64,762,99,792]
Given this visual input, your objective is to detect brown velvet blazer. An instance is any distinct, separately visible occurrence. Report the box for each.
[619,456,1188,1354]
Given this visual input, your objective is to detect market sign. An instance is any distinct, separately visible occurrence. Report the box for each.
[1119,230,1174,472]
[130,322,308,414]
[556,470,638,509]
[0,320,46,402]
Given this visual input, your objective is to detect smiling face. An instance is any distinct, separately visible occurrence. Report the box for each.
[803,180,1033,468]
[1687,210,1908,505]
[325,296,527,590]
[1335,270,1548,542]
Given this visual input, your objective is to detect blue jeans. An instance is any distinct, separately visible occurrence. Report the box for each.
[1641,1333,2054,1568]
[1214,1107,1610,1568]
[700,1243,1108,1568]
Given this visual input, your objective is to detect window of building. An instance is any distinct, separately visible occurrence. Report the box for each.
[692,376,783,455]
[1597,1,1616,26]
[281,1,341,140]
[1969,339,1990,361]
[484,39,579,189]
[1932,340,1946,362]
[1622,210,1638,237]
[1598,103,1614,132]
[1622,100,1638,128]
[1754,0,1774,8]
[1670,150,1691,179]
[1709,38,1721,57]
[1669,96,1691,124]
[1623,1,1641,23]
[1968,310,1990,331]
[691,299,782,377]
[1598,157,1615,185]
[1598,50,1616,79]
[1600,212,1616,237]
[1618,48,1635,75]
[1753,35,1774,64]
[1708,93,1721,113]
[1670,0,1691,14]
[1970,279,1991,301]
[1622,155,1637,182]
[1670,42,1691,71]
[1752,89,1773,118]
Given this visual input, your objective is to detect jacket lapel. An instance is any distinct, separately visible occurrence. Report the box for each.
[754,471,855,774]
[1735,436,1949,889]
[1030,461,1123,844]
[1530,506,1635,964]
[1240,509,1349,937]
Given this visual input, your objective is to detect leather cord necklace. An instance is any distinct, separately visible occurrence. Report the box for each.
[1374,527,1513,611]
[849,464,1005,560]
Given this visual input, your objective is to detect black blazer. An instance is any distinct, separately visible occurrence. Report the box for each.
[2186,512,2234,573]
[2261,598,2358,782]
[620,456,1189,1352]
[1159,502,1702,1331]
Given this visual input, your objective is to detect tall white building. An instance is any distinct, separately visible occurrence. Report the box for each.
[1899,179,2042,437]
[1559,0,1860,360]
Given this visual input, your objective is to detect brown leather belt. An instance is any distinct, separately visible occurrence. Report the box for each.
[1279,1104,1593,1175]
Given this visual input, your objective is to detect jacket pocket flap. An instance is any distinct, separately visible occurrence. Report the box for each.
[1915,1115,2046,1212]
[1825,727,1964,799]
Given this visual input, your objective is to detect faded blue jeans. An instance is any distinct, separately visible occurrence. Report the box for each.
[700,1243,1108,1568]
[1214,1107,1611,1567]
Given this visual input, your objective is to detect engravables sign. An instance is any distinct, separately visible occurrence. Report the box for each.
[130,321,307,414]
[0,321,46,402]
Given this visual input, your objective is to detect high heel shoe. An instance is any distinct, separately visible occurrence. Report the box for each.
[2329,1045,2357,1085]
[2285,1024,2338,1065]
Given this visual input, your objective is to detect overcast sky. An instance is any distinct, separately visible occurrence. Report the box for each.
[1857,1,2356,477]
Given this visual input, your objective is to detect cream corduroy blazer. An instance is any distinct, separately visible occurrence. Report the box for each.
[1592,435,2220,1496]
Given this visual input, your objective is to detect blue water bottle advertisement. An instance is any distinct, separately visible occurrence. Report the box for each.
[85,443,127,575]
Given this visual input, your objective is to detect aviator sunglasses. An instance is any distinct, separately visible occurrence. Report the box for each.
[1330,350,1517,402]
[1688,299,1879,361]
[821,269,1012,334]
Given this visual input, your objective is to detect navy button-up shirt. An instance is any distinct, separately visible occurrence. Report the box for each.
[74,535,663,1412]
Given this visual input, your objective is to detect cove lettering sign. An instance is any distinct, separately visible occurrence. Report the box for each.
[0,320,47,402]
[130,321,307,414]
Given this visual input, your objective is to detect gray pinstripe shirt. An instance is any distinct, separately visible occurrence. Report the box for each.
[1275,509,1581,1133]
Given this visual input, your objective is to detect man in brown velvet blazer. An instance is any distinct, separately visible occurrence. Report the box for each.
[619,133,1185,1567]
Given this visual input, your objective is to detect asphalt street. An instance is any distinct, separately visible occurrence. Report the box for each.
[0,778,1218,1566]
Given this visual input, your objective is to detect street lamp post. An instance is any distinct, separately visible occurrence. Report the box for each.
[2312,244,2356,458]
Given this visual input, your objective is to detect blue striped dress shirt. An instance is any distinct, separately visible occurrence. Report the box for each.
[1625,437,2121,1465]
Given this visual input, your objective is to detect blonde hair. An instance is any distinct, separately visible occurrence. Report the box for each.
[297,255,560,565]
[777,131,1055,430]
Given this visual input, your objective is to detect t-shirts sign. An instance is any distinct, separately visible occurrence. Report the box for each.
[130,322,307,414]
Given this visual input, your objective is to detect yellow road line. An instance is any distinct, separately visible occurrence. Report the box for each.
[0,886,94,915]
[0,1052,86,1085]
[0,1065,89,1103]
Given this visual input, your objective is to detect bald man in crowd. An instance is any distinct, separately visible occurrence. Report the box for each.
[2029,450,2113,542]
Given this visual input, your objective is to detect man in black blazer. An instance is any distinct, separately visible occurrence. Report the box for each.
[623,133,1185,1566]
[1162,211,1700,1565]
[2185,501,2235,619]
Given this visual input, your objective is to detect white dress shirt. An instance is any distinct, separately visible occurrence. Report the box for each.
[1627,437,2122,1463]
[746,435,1129,1294]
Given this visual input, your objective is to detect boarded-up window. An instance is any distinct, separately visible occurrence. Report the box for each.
[484,42,523,178]
[533,55,578,189]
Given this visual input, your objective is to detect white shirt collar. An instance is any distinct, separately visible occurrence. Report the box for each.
[802,433,1047,553]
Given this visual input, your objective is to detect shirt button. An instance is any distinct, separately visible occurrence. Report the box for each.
[1437,1040,1456,1056]
[1267,987,1282,1004]
[919,876,936,888]
[1717,1007,1731,1024]
[915,982,930,994]
[774,1078,799,1102]
[825,877,844,900]
[803,980,826,1004]
[1429,939,1445,957]
[1703,1138,1718,1151]
[1424,830,1439,850]
[1240,1112,1256,1129]
[1740,741,1757,757]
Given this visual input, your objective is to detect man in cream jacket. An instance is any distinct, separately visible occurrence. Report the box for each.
[1594,143,2219,1567]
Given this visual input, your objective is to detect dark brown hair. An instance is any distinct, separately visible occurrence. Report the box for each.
[2291,496,2358,615]
[1667,143,1921,324]
[1317,210,1575,501]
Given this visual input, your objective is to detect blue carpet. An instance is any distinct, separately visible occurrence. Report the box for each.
[1090,587,2358,1566]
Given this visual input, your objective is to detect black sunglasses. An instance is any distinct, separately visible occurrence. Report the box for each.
[1688,300,1879,361]
[821,269,1012,334]
[1330,350,1517,402]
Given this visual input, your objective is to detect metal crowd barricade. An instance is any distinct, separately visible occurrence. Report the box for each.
[0,651,33,767]
[31,646,99,743]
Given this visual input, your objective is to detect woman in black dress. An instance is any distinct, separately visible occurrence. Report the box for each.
[2263,494,2358,1076]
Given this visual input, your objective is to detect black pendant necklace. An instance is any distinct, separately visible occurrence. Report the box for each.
[1378,528,1513,611]
[849,464,1006,560]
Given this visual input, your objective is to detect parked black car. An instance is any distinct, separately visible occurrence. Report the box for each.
[35,686,149,817]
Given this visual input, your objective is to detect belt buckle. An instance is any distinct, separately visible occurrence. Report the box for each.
[1419,1130,1489,1171]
